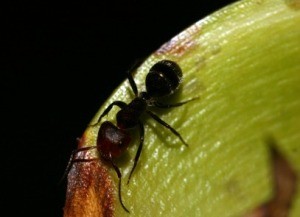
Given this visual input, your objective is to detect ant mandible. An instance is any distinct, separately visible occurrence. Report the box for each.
[64,60,198,213]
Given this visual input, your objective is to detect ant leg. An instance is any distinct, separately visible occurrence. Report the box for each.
[146,110,189,147]
[153,96,199,108]
[126,71,138,97]
[126,59,144,96]
[127,121,144,184]
[60,146,97,183]
[110,160,130,213]
[91,101,127,126]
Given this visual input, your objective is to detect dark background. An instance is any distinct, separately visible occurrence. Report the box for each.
[3,1,236,216]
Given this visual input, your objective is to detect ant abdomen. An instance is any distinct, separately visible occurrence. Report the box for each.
[146,60,183,98]
[97,121,131,159]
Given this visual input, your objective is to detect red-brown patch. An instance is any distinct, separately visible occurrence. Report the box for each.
[76,133,87,149]
[285,0,300,10]
[155,23,201,57]
[243,144,297,217]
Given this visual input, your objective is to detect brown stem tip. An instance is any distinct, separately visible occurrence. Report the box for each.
[64,135,115,217]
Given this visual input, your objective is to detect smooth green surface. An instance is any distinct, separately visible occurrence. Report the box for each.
[87,0,300,216]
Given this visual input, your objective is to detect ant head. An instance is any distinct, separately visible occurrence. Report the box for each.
[97,121,131,159]
[146,60,182,98]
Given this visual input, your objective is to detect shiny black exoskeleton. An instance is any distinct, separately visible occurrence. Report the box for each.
[65,60,198,213]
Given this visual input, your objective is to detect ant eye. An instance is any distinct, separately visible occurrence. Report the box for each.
[146,60,182,98]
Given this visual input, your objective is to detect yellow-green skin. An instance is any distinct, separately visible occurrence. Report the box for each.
[78,0,300,216]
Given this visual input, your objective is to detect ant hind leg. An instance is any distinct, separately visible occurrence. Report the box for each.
[110,159,130,213]
[126,58,145,96]
[154,96,200,109]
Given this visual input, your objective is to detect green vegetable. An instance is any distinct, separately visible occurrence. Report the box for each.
[65,0,300,216]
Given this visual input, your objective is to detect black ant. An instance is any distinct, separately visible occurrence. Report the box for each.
[64,60,198,213]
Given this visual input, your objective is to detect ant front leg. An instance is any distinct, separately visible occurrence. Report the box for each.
[153,96,200,109]
[127,121,145,184]
[60,146,97,183]
[91,101,127,126]
[108,158,130,213]
[146,110,189,147]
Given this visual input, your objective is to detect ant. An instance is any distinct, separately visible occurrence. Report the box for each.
[64,60,198,213]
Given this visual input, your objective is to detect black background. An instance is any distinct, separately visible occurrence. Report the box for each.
[3,1,236,216]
